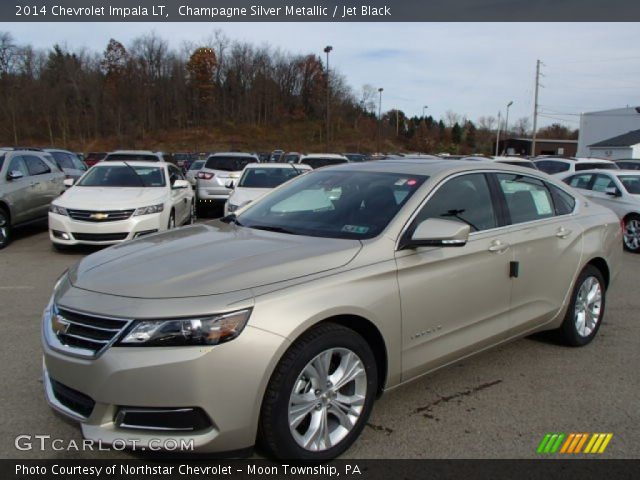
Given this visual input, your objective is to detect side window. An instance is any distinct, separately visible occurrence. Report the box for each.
[547,183,576,216]
[24,155,51,176]
[566,173,593,190]
[592,174,617,193]
[497,173,554,224]
[413,173,497,232]
[8,156,29,178]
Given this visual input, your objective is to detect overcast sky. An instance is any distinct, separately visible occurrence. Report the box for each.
[2,22,639,128]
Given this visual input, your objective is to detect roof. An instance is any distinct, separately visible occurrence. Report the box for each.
[91,161,168,167]
[534,157,615,164]
[300,153,349,159]
[588,129,640,148]
[208,152,258,158]
[244,162,311,170]
[109,150,157,155]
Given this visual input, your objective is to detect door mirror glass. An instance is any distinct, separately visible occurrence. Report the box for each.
[172,179,190,189]
[402,218,470,249]
[63,178,75,188]
[605,187,621,197]
[7,170,24,181]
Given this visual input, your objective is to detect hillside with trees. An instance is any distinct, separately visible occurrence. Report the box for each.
[0,31,577,153]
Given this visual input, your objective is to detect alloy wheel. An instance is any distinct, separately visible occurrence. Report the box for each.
[623,219,640,251]
[288,348,367,452]
[574,276,602,338]
[0,211,8,246]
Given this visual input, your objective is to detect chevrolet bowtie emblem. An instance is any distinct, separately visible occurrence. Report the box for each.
[52,314,70,336]
[90,212,109,220]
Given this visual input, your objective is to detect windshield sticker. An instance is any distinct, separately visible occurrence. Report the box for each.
[342,225,370,234]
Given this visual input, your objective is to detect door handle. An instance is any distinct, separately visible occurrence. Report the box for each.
[556,227,572,239]
[488,240,510,253]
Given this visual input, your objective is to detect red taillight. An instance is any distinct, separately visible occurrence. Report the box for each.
[198,171,214,180]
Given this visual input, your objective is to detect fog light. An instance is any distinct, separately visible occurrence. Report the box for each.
[52,230,70,240]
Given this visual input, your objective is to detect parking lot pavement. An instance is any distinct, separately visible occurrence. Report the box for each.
[1,222,638,459]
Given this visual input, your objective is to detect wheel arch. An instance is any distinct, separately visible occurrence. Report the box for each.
[0,200,11,224]
[585,257,610,289]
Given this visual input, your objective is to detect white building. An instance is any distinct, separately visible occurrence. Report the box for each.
[577,106,640,157]
[588,129,640,160]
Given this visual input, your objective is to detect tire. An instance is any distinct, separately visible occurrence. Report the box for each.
[559,265,606,346]
[623,213,640,253]
[168,210,176,230]
[259,322,377,460]
[0,207,10,249]
[188,201,196,225]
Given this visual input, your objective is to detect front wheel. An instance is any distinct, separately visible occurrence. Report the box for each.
[167,210,176,230]
[259,323,377,460]
[623,214,640,253]
[0,208,11,249]
[559,265,606,346]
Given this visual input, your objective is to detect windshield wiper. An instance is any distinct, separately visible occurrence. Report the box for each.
[249,225,296,235]
[122,162,145,187]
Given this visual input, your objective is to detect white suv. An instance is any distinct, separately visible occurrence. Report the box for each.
[196,152,259,204]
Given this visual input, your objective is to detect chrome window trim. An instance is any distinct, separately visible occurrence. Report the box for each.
[394,169,580,251]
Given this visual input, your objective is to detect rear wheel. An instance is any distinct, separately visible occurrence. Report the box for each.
[259,323,377,460]
[0,208,11,249]
[623,214,640,253]
[559,265,606,346]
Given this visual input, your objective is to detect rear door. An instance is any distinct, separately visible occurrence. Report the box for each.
[23,154,59,216]
[3,155,33,223]
[493,173,582,335]
[395,172,513,381]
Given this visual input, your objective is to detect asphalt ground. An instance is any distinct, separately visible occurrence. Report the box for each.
[0,218,638,459]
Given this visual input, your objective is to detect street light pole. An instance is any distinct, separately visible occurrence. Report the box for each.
[422,105,428,118]
[377,87,384,153]
[503,101,513,155]
[495,110,502,157]
[324,45,333,151]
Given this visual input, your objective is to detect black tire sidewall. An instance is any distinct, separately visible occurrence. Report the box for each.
[261,324,378,460]
[0,208,10,249]
[561,266,606,346]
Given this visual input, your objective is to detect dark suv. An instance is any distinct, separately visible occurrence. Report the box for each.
[0,149,65,248]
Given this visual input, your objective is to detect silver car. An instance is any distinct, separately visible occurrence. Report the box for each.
[0,149,65,248]
[43,149,88,181]
[185,159,206,187]
[563,169,640,252]
[196,152,259,203]
[42,160,621,459]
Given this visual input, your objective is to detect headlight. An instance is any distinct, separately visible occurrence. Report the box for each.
[119,309,252,347]
[49,204,68,216]
[133,203,164,216]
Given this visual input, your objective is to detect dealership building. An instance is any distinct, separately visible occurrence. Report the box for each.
[578,106,640,158]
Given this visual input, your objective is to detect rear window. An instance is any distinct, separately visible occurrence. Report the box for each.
[300,157,348,169]
[619,175,640,194]
[105,153,159,162]
[575,162,619,171]
[205,156,255,172]
[189,160,205,170]
[616,161,640,170]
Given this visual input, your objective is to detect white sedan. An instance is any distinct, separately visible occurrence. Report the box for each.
[562,169,640,252]
[49,161,194,247]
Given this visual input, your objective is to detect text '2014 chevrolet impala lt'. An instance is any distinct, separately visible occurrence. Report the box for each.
[42,160,622,459]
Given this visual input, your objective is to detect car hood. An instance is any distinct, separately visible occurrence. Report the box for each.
[69,221,362,298]
[56,187,165,209]
[228,188,271,207]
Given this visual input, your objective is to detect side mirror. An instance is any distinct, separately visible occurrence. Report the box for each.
[605,187,621,197]
[63,178,75,188]
[7,170,24,181]
[225,180,235,189]
[172,179,190,189]
[400,218,470,250]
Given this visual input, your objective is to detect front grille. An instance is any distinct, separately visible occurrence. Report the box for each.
[71,232,128,242]
[50,379,96,418]
[67,209,135,222]
[54,307,130,355]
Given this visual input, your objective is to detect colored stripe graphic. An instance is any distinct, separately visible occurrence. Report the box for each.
[540,433,613,454]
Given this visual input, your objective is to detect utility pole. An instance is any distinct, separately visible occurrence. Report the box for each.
[532,59,542,156]
[495,110,502,156]
[396,109,399,136]
[324,45,333,152]
[377,87,384,153]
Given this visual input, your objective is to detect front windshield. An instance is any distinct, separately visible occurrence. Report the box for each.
[238,167,304,188]
[189,160,205,170]
[50,151,86,171]
[77,165,166,187]
[619,175,640,194]
[235,170,428,239]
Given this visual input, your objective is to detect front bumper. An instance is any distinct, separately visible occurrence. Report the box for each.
[49,212,163,246]
[42,324,287,452]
